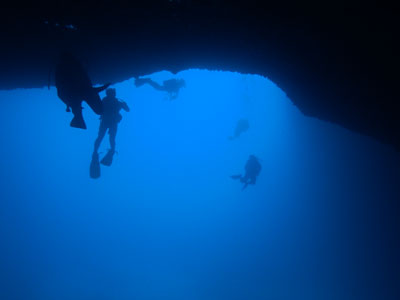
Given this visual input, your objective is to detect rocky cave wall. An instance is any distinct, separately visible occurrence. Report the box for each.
[0,0,398,150]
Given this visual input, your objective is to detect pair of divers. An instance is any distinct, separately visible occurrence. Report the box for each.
[229,119,262,190]
[134,77,186,100]
[54,53,129,178]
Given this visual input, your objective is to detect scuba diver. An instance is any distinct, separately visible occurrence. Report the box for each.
[134,77,186,100]
[55,52,110,129]
[90,88,130,178]
[231,155,262,190]
[229,118,249,140]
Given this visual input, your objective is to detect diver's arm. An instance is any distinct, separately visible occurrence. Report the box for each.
[120,101,130,112]
[94,83,111,93]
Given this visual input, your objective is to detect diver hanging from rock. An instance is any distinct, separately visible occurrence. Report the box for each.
[134,77,186,100]
[231,155,262,190]
[55,52,110,129]
[90,88,130,178]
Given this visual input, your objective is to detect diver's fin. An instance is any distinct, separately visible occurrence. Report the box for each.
[231,175,242,180]
[100,149,115,166]
[90,152,101,179]
[242,183,249,190]
[70,115,87,129]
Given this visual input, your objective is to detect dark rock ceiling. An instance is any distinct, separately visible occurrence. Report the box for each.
[0,0,399,150]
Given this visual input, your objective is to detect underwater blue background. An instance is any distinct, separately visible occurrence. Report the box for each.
[0,70,399,299]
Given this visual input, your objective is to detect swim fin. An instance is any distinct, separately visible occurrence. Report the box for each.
[70,115,87,129]
[231,175,242,180]
[100,149,115,166]
[90,152,101,179]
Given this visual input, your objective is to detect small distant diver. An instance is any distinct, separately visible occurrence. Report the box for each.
[55,52,110,129]
[90,88,130,179]
[229,119,249,140]
[231,155,262,190]
[134,77,186,100]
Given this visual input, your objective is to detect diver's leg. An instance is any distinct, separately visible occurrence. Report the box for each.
[108,123,118,151]
[57,91,71,108]
[146,80,164,91]
[240,174,249,183]
[91,123,106,178]
[94,122,107,153]
[240,174,252,190]
[249,177,257,185]
[70,102,86,129]
[100,124,117,166]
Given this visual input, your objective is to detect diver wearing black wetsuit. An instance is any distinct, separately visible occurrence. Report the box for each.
[93,88,130,166]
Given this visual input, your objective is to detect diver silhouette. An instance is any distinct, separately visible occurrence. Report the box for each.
[231,155,262,190]
[55,52,110,129]
[90,88,130,178]
[134,77,186,100]
[229,118,249,140]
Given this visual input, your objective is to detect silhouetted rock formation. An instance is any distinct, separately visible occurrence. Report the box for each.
[0,1,398,150]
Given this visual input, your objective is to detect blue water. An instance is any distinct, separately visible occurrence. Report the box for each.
[0,70,399,299]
